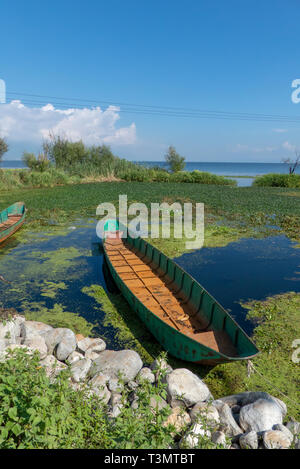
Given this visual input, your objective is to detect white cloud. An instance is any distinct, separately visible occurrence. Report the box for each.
[0,100,136,145]
[282,141,296,152]
[233,143,276,153]
[272,128,288,133]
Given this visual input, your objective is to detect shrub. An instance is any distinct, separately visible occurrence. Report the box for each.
[165,145,186,173]
[0,349,180,449]
[253,173,300,188]
[0,138,8,163]
[191,170,236,186]
[22,152,50,173]
[169,171,194,183]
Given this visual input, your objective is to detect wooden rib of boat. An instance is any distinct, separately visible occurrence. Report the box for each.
[0,202,26,244]
[103,219,259,365]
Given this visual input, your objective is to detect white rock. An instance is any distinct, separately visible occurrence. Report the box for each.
[109,393,123,418]
[239,431,259,449]
[149,395,168,412]
[85,349,101,360]
[217,392,286,415]
[273,424,294,443]
[286,421,300,436]
[163,406,191,434]
[45,328,76,361]
[39,355,67,380]
[137,367,155,384]
[0,343,35,361]
[21,321,53,341]
[211,431,229,448]
[89,373,111,404]
[190,402,220,426]
[166,369,211,407]
[180,423,211,449]
[239,398,283,433]
[150,357,172,379]
[213,401,243,436]
[67,351,84,365]
[0,317,22,344]
[70,358,92,383]
[89,349,143,383]
[23,335,48,359]
[77,337,106,354]
[108,378,124,393]
[263,430,291,449]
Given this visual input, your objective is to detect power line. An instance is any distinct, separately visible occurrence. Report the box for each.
[5,91,300,123]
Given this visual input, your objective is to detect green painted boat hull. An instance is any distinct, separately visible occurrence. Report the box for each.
[0,202,26,244]
[103,219,259,364]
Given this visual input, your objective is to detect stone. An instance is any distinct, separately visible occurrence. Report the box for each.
[211,431,228,448]
[149,395,168,412]
[75,333,85,342]
[85,349,101,361]
[20,321,53,341]
[180,423,211,449]
[70,358,92,383]
[88,373,111,404]
[263,430,291,449]
[44,328,76,361]
[0,317,22,344]
[127,381,139,391]
[239,398,283,433]
[77,337,106,354]
[0,343,35,361]
[23,335,48,359]
[67,351,84,365]
[166,369,211,407]
[108,378,124,393]
[39,355,67,380]
[217,392,287,417]
[137,367,155,384]
[190,402,220,426]
[286,421,300,436]
[273,424,294,443]
[89,349,143,383]
[213,401,243,436]
[150,357,172,380]
[239,431,259,449]
[163,407,191,434]
[109,393,123,418]
[0,338,14,352]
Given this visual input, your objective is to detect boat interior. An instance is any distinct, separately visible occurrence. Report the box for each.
[104,232,239,358]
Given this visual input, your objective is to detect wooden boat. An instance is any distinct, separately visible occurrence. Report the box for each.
[103,219,259,364]
[0,202,26,244]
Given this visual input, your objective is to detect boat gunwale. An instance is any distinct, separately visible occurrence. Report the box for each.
[0,201,26,243]
[103,226,259,361]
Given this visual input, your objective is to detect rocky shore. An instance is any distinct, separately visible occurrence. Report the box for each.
[0,314,299,450]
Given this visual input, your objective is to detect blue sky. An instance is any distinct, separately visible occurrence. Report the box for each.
[1,0,300,161]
